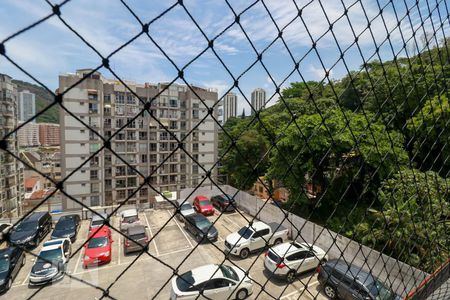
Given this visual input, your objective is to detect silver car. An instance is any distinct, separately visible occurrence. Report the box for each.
[175,200,196,222]
[119,209,141,232]
[123,225,148,254]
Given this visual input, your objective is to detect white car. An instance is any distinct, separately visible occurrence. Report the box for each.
[171,264,253,300]
[264,241,328,283]
[119,209,140,232]
[29,238,71,285]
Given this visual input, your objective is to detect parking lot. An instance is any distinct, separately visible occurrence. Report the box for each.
[5,209,328,300]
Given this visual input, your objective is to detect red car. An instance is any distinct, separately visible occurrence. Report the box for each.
[193,195,215,216]
[83,227,113,268]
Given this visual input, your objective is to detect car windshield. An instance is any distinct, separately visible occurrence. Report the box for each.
[0,257,9,272]
[87,237,108,248]
[123,216,138,223]
[196,219,212,230]
[14,221,37,232]
[237,226,254,239]
[180,203,192,210]
[220,265,239,281]
[55,220,75,231]
[37,248,62,263]
[176,271,195,292]
[199,200,210,206]
[369,280,394,300]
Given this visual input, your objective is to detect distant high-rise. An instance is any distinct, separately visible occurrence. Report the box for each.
[18,90,36,122]
[0,74,25,217]
[17,122,40,147]
[251,88,266,114]
[223,92,237,124]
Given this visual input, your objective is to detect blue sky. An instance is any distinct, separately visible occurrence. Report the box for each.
[1,0,448,113]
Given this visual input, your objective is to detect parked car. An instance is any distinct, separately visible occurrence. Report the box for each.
[170,264,253,300]
[0,246,25,293]
[317,259,401,300]
[83,227,113,268]
[0,223,12,243]
[175,200,196,222]
[224,221,288,259]
[264,241,327,282]
[119,209,140,232]
[89,213,108,233]
[123,225,148,254]
[184,214,218,243]
[193,195,214,216]
[51,215,81,242]
[211,194,236,212]
[29,238,71,286]
[9,212,52,248]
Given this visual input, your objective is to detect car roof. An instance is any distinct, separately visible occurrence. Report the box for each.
[271,241,305,257]
[248,221,268,231]
[326,259,375,286]
[42,240,65,251]
[187,214,208,222]
[25,211,49,221]
[188,264,225,283]
[195,195,209,200]
[126,225,146,235]
[213,194,234,201]
[121,209,138,217]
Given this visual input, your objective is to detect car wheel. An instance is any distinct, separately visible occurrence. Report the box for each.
[235,288,248,300]
[274,238,282,245]
[324,284,337,299]
[239,248,249,259]
[6,278,12,290]
[21,255,25,266]
[286,270,296,283]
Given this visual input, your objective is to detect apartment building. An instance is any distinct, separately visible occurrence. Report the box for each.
[59,69,219,210]
[251,88,266,114]
[222,92,237,124]
[39,123,60,146]
[0,74,24,217]
[17,121,40,147]
[18,90,36,122]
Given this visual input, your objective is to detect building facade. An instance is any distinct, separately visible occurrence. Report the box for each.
[59,69,219,210]
[17,121,40,147]
[18,90,36,122]
[39,123,60,146]
[222,92,237,124]
[0,74,24,217]
[251,88,266,114]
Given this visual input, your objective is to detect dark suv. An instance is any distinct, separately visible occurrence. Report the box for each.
[9,212,52,248]
[184,214,218,243]
[210,194,236,212]
[317,259,400,300]
[0,246,25,293]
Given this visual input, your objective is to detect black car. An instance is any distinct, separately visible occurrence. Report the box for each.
[210,194,236,212]
[51,215,81,242]
[0,247,25,293]
[184,214,218,243]
[317,259,401,300]
[9,212,52,248]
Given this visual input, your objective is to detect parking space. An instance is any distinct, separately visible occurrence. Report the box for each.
[6,208,328,299]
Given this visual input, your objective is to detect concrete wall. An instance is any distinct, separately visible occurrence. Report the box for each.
[179,185,428,297]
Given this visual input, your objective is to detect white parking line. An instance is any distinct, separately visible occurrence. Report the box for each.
[118,234,121,265]
[73,248,84,274]
[221,215,242,231]
[143,212,160,256]
[166,210,194,248]
[279,280,319,299]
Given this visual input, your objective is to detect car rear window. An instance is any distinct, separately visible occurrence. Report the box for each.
[176,271,195,291]
[88,237,108,248]
[130,233,146,240]
[199,200,210,206]
[268,250,283,264]
[91,220,104,227]
[123,216,138,223]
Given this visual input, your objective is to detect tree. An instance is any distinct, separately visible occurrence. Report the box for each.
[353,169,450,272]
[407,95,450,176]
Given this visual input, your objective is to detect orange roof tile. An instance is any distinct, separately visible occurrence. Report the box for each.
[25,177,39,189]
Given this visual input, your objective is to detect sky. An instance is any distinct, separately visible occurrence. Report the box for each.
[0,0,449,114]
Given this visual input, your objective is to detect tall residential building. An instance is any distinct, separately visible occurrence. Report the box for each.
[18,90,36,122]
[39,123,60,146]
[251,88,266,114]
[59,69,219,210]
[0,74,24,217]
[222,92,237,124]
[17,121,40,147]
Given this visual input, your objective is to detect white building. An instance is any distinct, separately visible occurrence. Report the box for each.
[251,88,266,114]
[17,121,40,147]
[59,69,219,210]
[18,90,36,122]
[222,92,237,124]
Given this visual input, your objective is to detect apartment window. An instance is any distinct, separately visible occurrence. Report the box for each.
[139,131,147,140]
[126,131,136,140]
[91,183,99,193]
[140,188,148,197]
[150,143,157,152]
[116,179,126,188]
[117,190,126,200]
[180,121,186,130]
[160,132,169,140]
[149,132,157,140]
[141,154,147,163]
[127,118,136,128]
[126,94,135,104]
[81,183,86,187]
[89,103,98,113]
[116,166,126,176]
[81,170,86,173]
[193,154,199,161]
[117,132,125,140]
[104,95,111,102]
[160,142,168,151]
[193,143,199,151]
[80,102,85,106]
[116,92,125,104]
[105,179,112,188]
[104,131,112,139]
[150,154,157,163]
[169,99,178,107]
[192,110,199,119]
[127,177,137,187]
[116,118,124,128]
[193,103,200,108]
[80,129,85,133]
[80,143,85,146]
[192,165,199,174]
